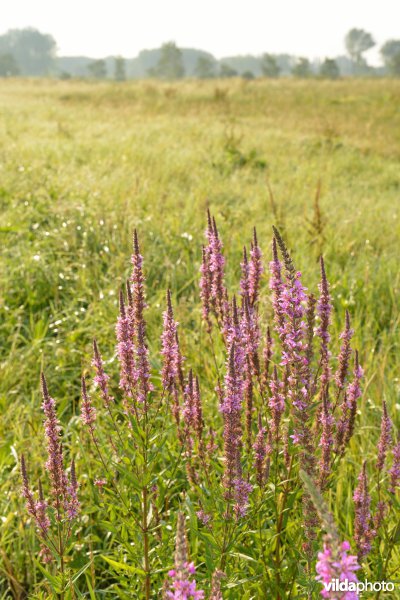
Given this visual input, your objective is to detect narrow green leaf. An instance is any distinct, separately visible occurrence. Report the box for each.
[71,560,93,585]
[85,574,97,600]
[101,555,146,576]
[34,560,62,593]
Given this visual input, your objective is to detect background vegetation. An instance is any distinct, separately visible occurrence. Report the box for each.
[1,27,400,79]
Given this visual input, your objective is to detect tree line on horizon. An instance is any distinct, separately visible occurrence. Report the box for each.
[0,27,400,80]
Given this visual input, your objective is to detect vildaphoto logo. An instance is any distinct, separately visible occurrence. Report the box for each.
[324,578,397,594]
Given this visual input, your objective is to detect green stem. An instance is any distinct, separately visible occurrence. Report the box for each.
[275,454,294,599]
[143,485,150,600]
[58,524,64,600]
[143,399,151,599]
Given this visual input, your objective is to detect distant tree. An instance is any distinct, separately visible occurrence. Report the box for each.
[292,57,312,78]
[0,28,56,76]
[345,28,375,71]
[241,70,255,80]
[381,40,400,76]
[194,55,216,79]
[0,53,19,77]
[153,42,185,79]
[59,71,71,80]
[319,58,340,79]
[219,63,238,78]
[261,53,280,78]
[88,59,107,79]
[114,56,126,81]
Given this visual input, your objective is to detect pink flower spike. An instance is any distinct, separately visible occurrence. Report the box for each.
[161,290,183,391]
[240,246,250,298]
[92,339,113,408]
[165,513,205,599]
[80,376,96,435]
[66,459,80,521]
[316,539,360,598]
[249,227,263,306]
[389,436,400,493]
[353,462,376,558]
[115,289,136,399]
[376,400,392,472]
[41,373,66,511]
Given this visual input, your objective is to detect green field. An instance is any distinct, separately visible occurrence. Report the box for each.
[0,78,399,598]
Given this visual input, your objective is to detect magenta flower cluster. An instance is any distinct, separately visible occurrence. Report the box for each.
[165,513,205,600]
[21,373,80,565]
[389,437,400,493]
[353,462,376,558]
[316,540,360,599]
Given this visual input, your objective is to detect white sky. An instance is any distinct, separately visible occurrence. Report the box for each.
[2,0,399,64]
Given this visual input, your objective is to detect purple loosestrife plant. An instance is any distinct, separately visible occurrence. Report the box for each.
[26,214,397,597]
[241,294,261,377]
[304,293,317,394]
[346,352,363,409]
[209,569,225,600]
[272,227,319,555]
[335,352,363,457]
[244,355,254,450]
[80,233,152,599]
[248,227,263,307]
[301,470,360,599]
[253,413,267,487]
[334,310,354,394]
[389,436,400,493]
[161,291,185,434]
[182,371,206,464]
[269,236,285,332]
[316,541,360,599]
[92,338,113,408]
[161,290,183,393]
[116,288,136,402]
[221,343,245,504]
[374,401,392,531]
[268,366,285,445]
[183,370,196,445]
[21,457,51,563]
[353,462,376,559]
[199,245,212,333]
[82,230,204,600]
[165,513,205,600]
[318,395,335,490]
[41,373,67,511]
[131,229,153,407]
[192,376,205,451]
[66,460,80,521]
[262,325,274,390]
[225,296,245,370]
[21,374,80,596]
[240,246,250,298]
[376,401,392,473]
[194,215,379,588]
[204,211,228,325]
[317,256,332,394]
[80,376,96,436]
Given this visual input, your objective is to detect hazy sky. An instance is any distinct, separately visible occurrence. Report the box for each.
[3,0,399,63]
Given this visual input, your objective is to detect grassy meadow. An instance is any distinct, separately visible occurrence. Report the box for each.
[0,78,399,598]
